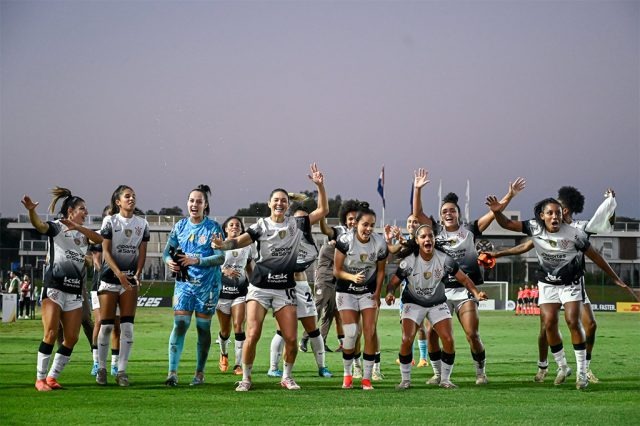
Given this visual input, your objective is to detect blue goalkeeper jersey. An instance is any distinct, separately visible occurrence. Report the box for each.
[165,217,223,289]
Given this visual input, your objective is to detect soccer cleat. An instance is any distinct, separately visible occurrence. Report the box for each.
[396,380,411,390]
[115,371,129,387]
[342,375,353,389]
[576,372,589,390]
[361,378,374,390]
[353,363,363,379]
[235,380,252,392]
[475,374,489,385]
[440,380,458,389]
[91,362,99,376]
[111,365,118,376]
[372,370,384,381]
[45,377,63,390]
[554,366,572,385]
[233,365,243,376]
[280,377,301,390]
[395,358,401,365]
[586,369,599,384]
[534,368,548,383]
[318,366,333,378]
[266,368,283,378]
[96,368,108,385]
[190,375,205,386]
[298,338,308,353]
[426,374,441,385]
[35,379,52,392]
[165,373,178,387]
[417,358,429,368]
[219,354,229,372]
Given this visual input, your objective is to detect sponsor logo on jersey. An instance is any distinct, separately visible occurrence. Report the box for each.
[125,229,132,238]
[189,234,195,242]
[278,230,287,239]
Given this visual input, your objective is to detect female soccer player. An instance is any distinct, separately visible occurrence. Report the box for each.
[485,195,632,389]
[268,200,333,379]
[216,216,254,376]
[96,185,150,387]
[164,185,225,386]
[334,202,388,390]
[212,163,328,391]
[386,224,487,389]
[22,188,103,391]
[486,187,635,384]
[413,168,525,385]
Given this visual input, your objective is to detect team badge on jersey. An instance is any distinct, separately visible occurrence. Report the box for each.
[278,230,287,239]
[423,271,432,280]
[135,226,142,236]
[125,229,132,237]
[232,251,238,257]
[199,235,207,245]
[548,240,557,248]
[560,239,570,249]
[360,253,368,262]
[434,267,443,280]
[74,238,81,246]
[368,253,376,262]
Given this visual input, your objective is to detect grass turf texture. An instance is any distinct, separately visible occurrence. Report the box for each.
[1,309,638,425]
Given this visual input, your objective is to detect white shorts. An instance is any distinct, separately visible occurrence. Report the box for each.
[91,291,120,315]
[216,296,246,315]
[445,287,477,313]
[336,292,377,312]
[246,284,296,313]
[98,281,129,296]
[538,281,583,305]
[44,288,83,312]
[295,281,317,318]
[401,302,452,326]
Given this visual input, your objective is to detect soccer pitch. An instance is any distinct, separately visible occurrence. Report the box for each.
[1,309,638,425]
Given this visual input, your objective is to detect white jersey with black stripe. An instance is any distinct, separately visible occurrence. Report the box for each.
[522,219,590,285]
[395,250,458,307]
[99,213,150,285]
[335,230,389,294]
[44,220,90,294]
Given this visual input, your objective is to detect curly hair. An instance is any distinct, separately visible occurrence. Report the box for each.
[557,186,584,215]
[338,199,362,226]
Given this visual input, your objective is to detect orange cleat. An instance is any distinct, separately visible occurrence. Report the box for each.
[45,377,63,390]
[35,379,52,392]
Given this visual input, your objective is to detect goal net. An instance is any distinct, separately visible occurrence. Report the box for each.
[478,281,510,311]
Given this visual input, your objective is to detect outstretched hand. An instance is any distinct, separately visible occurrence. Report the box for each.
[414,168,430,189]
[21,195,38,211]
[308,162,324,186]
[485,195,502,213]
[508,177,526,197]
[211,233,225,249]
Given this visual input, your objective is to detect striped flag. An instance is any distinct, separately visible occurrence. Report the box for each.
[377,166,385,208]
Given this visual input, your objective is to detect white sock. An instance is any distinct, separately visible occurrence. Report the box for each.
[400,362,412,382]
[552,348,568,369]
[92,348,98,363]
[309,334,326,368]
[242,363,253,382]
[234,339,244,366]
[441,359,454,382]
[111,353,119,368]
[97,324,114,369]
[220,334,230,356]
[283,361,294,380]
[269,333,284,370]
[49,353,70,379]
[363,359,374,381]
[431,359,442,377]
[118,322,134,373]
[343,357,353,377]
[37,352,52,380]
[575,349,587,376]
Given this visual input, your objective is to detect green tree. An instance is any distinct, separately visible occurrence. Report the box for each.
[235,193,344,218]
[159,206,184,216]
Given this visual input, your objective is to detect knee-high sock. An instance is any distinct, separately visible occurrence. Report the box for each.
[196,317,212,373]
[97,320,114,369]
[308,329,325,368]
[270,331,284,370]
[441,351,456,382]
[418,339,428,360]
[118,317,134,373]
[168,314,191,373]
[342,352,354,377]
[399,352,413,382]
[36,342,54,380]
[234,332,246,366]
[429,350,442,377]
[49,345,73,379]
[219,332,230,356]
[363,353,376,381]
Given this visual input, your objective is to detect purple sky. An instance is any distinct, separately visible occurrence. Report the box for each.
[1,1,638,223]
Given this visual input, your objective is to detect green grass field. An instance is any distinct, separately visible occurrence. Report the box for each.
[1,309,639,425]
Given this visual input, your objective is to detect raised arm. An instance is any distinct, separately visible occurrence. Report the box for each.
[21,195,49,234]
[384,225,405,254]
[211,232,254,251]
[477,177,526,231]
[308,163,329,225]
[412,168,434,226]
[319,218,336,240]
[60,218,103,245]
[485,195,523,233]
[584,189,616,234]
